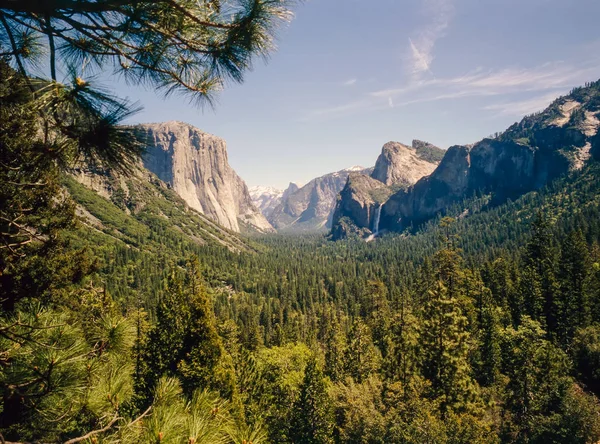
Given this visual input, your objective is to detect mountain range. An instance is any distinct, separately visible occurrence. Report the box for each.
[331,81,600,239]
[251,166,371,232]
[67,81,600,243]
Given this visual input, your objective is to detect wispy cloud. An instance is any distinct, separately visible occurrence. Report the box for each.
[409,38,433,76]
[343,78,357,86]
[407,0,455,79]
[482,92,564,116]
[304,59,600,120]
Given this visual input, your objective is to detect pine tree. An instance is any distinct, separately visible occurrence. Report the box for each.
[500,316,572,442]
[177,257,237,399]
[421,280,479,415]
[483,257,520,326]
[344,319,381,383]
[384,308,420,396]
[558,230,591,345]
[477,303,502,387]
[362,280,392,359]
[420,223,480,415]
[323,313,346,382]
[0,0,297,107]
[521,212,560,336]
[290,358,334,444]
[138,258,236,404]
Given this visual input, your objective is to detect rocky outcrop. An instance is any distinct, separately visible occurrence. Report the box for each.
[371,141,440,186]
[381,145,471,230]
[412,139,447,163]
[332,80,600,239]
[330,140,443,238]
[330,173,390,239]
[268,167,370,232]
[139,121,274,233]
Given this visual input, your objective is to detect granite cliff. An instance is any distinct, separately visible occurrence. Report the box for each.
[371,141,441,186]
[139,121,274,233]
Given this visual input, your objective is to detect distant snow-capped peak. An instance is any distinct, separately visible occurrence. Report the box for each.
[249,186,283,200]
[344,165,365,172]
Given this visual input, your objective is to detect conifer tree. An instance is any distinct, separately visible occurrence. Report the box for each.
[138,258,236,404]
[421,280,479,415]
[384,308,420,396]
[558,230,591,345]
[362,280,392,358]
[177,257,236,399]
[344,319,381,383]
[477,303,502,387]
[420,221,480,415]
[483,257,519,326]
[500,316,572,442]
[323,313,346,382]
[521,212,560,336]
[290,358,334,444]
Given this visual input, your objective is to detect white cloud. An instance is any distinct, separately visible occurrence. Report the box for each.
[407,0,455,79]
[343,78,357,86]
[304,59,600,121]
[409,38,433,75]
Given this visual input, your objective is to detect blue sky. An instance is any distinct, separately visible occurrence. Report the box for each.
[113,0,600,189]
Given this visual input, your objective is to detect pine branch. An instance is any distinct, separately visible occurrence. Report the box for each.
[62,414,120,444]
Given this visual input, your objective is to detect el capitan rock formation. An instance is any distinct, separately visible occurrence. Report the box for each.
[140,121,274,233]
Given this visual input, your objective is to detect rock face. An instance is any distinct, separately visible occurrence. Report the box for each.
[371,141,440,186]
[332,80,600,239]
[330,173,389,240]
[267,167,370,232]
[381,144,471,230]
[140,121,274,233]
[331,140,443,238]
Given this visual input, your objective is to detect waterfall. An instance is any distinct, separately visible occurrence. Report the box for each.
[372,205,382,235]
[366,205,382,243]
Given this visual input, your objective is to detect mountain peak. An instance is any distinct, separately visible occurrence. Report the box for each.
[371,141,440,186]
[344,165,366,172]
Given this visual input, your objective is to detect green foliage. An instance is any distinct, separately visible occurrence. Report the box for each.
[0,0,297,105]
[344,319,381,384]
[290,358,334,444]
[572,325,600,396]
[137,258,236,405]
[330,376,386,444]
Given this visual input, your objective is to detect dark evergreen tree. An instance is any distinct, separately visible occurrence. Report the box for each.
[137,258,236,404]
[344,319,381,383]
[521,212,560,337]
[290,358,334,444]
[558,230,591,345]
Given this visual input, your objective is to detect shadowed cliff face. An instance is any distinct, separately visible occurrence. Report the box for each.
[140,121,274,233]
[381,145,471,231]
[332,81,600,239]
[331,173,385,236]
